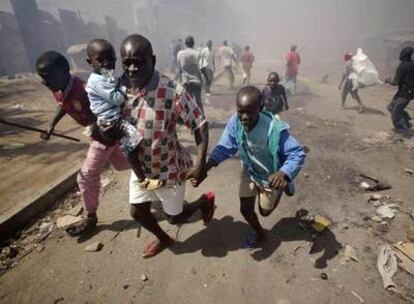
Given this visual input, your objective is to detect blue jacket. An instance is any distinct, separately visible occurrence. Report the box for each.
[210,112,305,187]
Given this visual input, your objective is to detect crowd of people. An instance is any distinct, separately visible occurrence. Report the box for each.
[35,30,413,258]
[36,33,306,258]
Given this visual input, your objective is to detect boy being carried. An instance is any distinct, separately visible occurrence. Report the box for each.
[85,39,149,187]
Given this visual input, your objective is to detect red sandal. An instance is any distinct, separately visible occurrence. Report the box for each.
[201,191,215,225]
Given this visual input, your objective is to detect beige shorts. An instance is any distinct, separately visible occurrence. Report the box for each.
[239,170,284,210]
[129,172,185,216]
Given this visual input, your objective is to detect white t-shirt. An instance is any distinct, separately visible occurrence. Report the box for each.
[220,46,234,67]
[200,47,214,70]
[177,48,201,84]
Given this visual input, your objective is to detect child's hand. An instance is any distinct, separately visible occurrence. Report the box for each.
[268,171,288,190]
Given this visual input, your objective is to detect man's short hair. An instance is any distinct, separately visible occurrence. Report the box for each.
[185,36,195,48]
[36,51,70,72]
[121,34,153,57]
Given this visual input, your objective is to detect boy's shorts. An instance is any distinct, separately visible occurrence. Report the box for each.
[129,172,185,216]
[239,169,294,198]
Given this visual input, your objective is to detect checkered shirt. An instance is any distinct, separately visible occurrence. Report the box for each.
[124,72,206,185]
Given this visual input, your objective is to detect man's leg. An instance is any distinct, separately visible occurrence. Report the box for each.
[392,98,410,130]
[156,183,215,225]
[351,90,364,112]
[341,84,350,108]
[130,202,173,244]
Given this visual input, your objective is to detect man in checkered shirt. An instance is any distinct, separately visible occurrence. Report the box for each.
[121,34,215,258]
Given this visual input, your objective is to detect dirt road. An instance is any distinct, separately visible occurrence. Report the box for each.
[0,67,413,304]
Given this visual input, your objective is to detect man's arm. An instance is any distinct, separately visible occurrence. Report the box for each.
[41,105,66,140]
[268,130,306,189]
[385,65,403,86]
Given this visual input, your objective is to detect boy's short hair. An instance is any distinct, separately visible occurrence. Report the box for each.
[36,51,70,73]
[86,38,114,57]
[185,36,195,48]
[267,72,280,80]
[236,86,262,106]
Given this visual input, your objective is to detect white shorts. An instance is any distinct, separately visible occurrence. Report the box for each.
[129,172,185,216]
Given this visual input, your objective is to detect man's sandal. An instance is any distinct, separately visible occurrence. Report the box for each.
[201,191,215,225]
[142,237,175,258]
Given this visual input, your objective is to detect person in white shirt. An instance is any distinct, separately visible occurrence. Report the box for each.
[218,40,238,89]
[199,40,215,94]
[177,36,204,113]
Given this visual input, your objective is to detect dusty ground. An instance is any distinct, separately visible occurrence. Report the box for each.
[0,74,88,219]
[0,66,413,304]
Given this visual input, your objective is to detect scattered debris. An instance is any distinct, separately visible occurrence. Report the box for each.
[141,273,148,281]
[366,193,388,202]
[394,247,414,276]
[303,173,310,178]
[292,246,302,256]
[371,216,382,222]
[340,243,358,264]
[376,205,398,219]
[359,174,392,191]
[66,205,83,217]
[0,246,18,259]
[350,290,364,303]
[84,242,103,252]
[320,273,328,280]
[2,143,25,150]
[404,168,413,175]
[56,215,83,229]
[311,215,331,232]
[35,244,45,252]
[37,221,54,242]
[377,244,397,289]
[100,177,112,188]
[407,226,414,242]
[54,297,64,304]
[393,242,414,261]
[123,284,129,290]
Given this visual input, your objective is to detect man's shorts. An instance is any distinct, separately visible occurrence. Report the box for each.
[129,172,185,216]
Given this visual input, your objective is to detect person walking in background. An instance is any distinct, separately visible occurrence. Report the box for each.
[240,46,255,85]
[285,45,301,95]
[386,47,414,133]
[177,36,204,113]
[200,39,215,95]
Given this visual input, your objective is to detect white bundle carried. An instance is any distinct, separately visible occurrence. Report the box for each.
[349,48,382,90]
